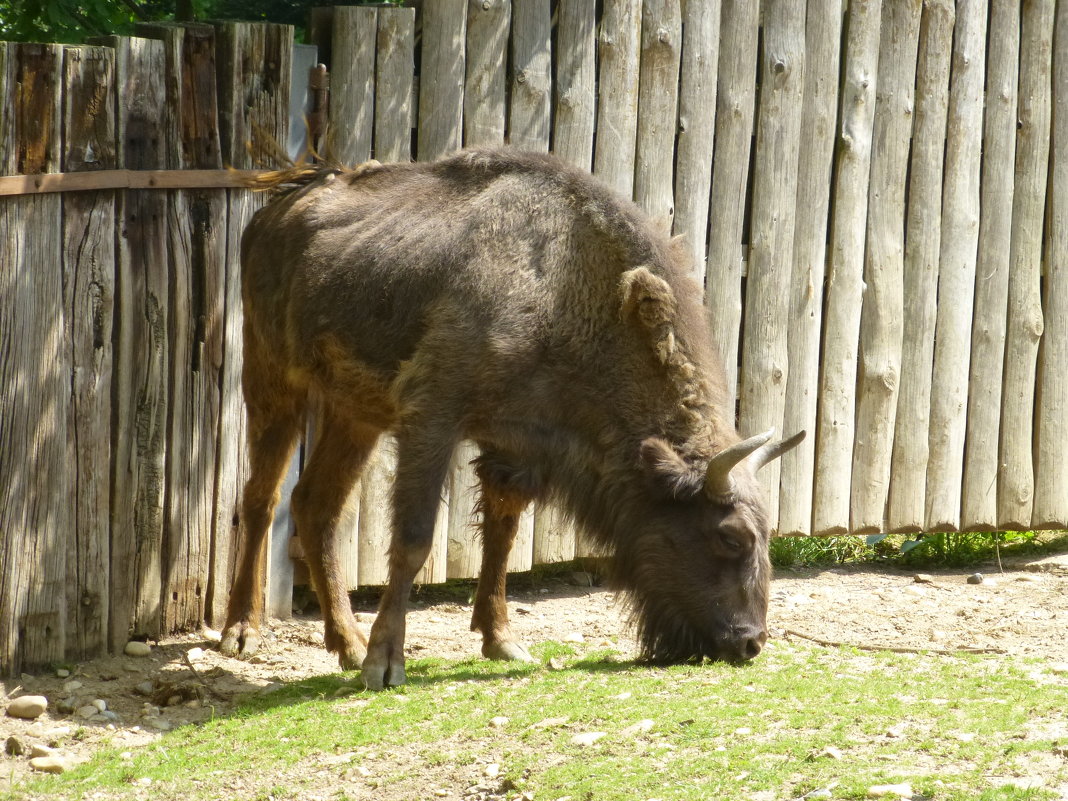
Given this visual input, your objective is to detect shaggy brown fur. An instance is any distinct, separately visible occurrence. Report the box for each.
[220,148,803,688]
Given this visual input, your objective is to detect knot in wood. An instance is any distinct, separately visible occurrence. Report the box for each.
[772,58,786,75]
[482,0,492,8]
[657,27,671,45]
[516,70,527,84]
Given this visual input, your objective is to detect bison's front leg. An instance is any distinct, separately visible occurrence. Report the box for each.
[470,454,537,663]
[362,429,456,690]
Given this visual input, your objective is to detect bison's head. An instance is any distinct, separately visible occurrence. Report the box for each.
[618,429,805,664]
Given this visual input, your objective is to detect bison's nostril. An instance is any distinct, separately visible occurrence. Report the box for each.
[731,626,767,661]
[741,635,764,660]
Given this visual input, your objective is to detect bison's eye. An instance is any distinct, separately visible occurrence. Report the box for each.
[718,530,746,556]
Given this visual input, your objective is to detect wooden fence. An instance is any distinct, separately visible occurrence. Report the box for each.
[2,0,1068,673]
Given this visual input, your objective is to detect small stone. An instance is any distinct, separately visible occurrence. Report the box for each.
[818,746,844,760]
[134,681,155,696]
[433,790,449,798]
[55,669,70,679]
[124,641,152,657]
[484,763,501,778]
[912,574,936,584]
[620,719,654,737]
[563,632,585,644]
[187,647,206,662]
[803,789,833,800]
[5,735,25,756]
[734,727,752,735]
[143,716,172,732]
[548,657,567,671]
[570,571,594,587]
[201,628,222,643]
[29,744,55,758]
[901,586,927,598]
[102,710,120,722]
[63,680,83,693]
[76,704,100,720]
[531,716,569,729]
[30,755,68,774]
[571,731,606,747]
[488,716,509,728]
[6,696,48,720]
[867,782,913,798]
[92,699,107,713]
[967,573,984,585]
[1015,574,1042,583]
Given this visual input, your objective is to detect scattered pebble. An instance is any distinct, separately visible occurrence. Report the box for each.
[620,719,654,737]
[1015,574,1042,584]
[818,745,843,760]
[867,782,913,799]
[562,632,585,644]
[92,699,108,713]
[6,696,48,720]
[570,731,606,747]
[967,573,984,584]
[29,755,68,774]
[484,763,500,778]
[201,628,222,643]
[5,735,25,756]
[124,641,152,657]
[912,574,935,584]
[134,681,155,696]
[548,657,567,671]
[488,716,509,729]
[186,647,206,662]
[803,789,834,800]
[76,704,100,720]
[531,716,569,729]
[55,669,70,679]
[63,680,83,693]
[29,744,55,758]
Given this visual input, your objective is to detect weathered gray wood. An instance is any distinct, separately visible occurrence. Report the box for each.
[1034,0,1068,529]
[633,0,681,224]
[109,36,171,648]
[509,0,551,151]
[375,6,415,162]
[0,43,69,675]
[552,0,596,170]
[997,0,1053,529]
[446,441,482,579]
[705,0,759,403]
[812,0,881,535]
[886,0,954,533]
[213,22,293,620]
[358,437,395,587]
[61,45,116,661]
[672,0,720,280]
[849,0,921,534]
[594,0,642,198]
[739,0,805,528]
[778,0,843,537]
[464,0,509,148]
[329,5,377,165]
[960,0,1019,531]
[924,0,987,531]
[417,0,466,160]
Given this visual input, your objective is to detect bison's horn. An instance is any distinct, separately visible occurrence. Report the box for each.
[749,429,807,473]
[705,429,775,498]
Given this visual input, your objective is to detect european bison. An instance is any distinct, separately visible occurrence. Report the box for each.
[220,149,804,690]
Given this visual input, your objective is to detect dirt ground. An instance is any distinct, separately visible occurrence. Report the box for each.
[2,549,1066,792]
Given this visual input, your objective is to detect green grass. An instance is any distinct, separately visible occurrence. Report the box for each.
[7,640,1067,801]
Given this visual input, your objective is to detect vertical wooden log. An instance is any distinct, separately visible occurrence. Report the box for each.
[633,0,680,224]
[375,6,415,163]
[887,0,954,533]
[778,0,843,537]
[849,0,921,533]
[329,5,377,165]
[671,0,720,281]
[509,0,551,151]
[109,37,171,648]
[739,0,805,528]
[997,0,1053,529]
[62,45,116,660]
[1034,0,1068,529]
[214,21,293,615]
[960,0,1019,531]
[594,0,641,199]
[552,0,596,170]
[418,0,466,161]
[924,0,986,531]
[812,0,881,535]
[358,437,396,587]
[704,0,759,403]
[464,0,509,149]
[0,43,69,674]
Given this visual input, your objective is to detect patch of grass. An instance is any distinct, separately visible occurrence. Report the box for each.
[8,640,1067,801]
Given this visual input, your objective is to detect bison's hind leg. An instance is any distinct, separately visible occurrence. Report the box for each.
[291,409,379,670]
[221,366,305,660]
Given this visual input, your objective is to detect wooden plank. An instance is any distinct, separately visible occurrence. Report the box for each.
[417,0,466,161]
[778,0,843,537]
[1034,0,1068,529]
[704,0,759,404]
[464,0,509,148]
[960,0,1019,531]
[108,36,171,649]
[375,6,415,162]
[552,0,596,170]
[61,44,116,661]
[924,0,987,531]
[509,0,551,151]
[633,0,681,224]
[997,0,1053,529]
[358,437,396,587]
[887,0,954,533]
[739,0,805,529]
[812,0,881,535]
[671,0,720,280]
[0,43,69,675]
[446,442,482,580]
[0,168,263,195]
[329,5,377,165]
[593,0,642,199]
[213,22,293,619]
[849,0,921,534]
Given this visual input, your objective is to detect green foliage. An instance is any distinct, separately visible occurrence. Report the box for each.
[0,0,141,42]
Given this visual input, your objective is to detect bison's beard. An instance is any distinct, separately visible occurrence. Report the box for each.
[627,592,720,664]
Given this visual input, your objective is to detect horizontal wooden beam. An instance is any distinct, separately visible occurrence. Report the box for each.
[0,168,265,196]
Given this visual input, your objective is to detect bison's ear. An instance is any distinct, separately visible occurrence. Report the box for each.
[620,266,677,328]
[640,438,704,498]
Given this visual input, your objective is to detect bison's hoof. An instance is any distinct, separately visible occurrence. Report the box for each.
[483,640,535,663]
[361,657,406,691]
[338,646,365,672]
[219,622,261,659]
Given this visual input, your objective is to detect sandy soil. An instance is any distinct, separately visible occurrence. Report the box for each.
[2,549,1066,794]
